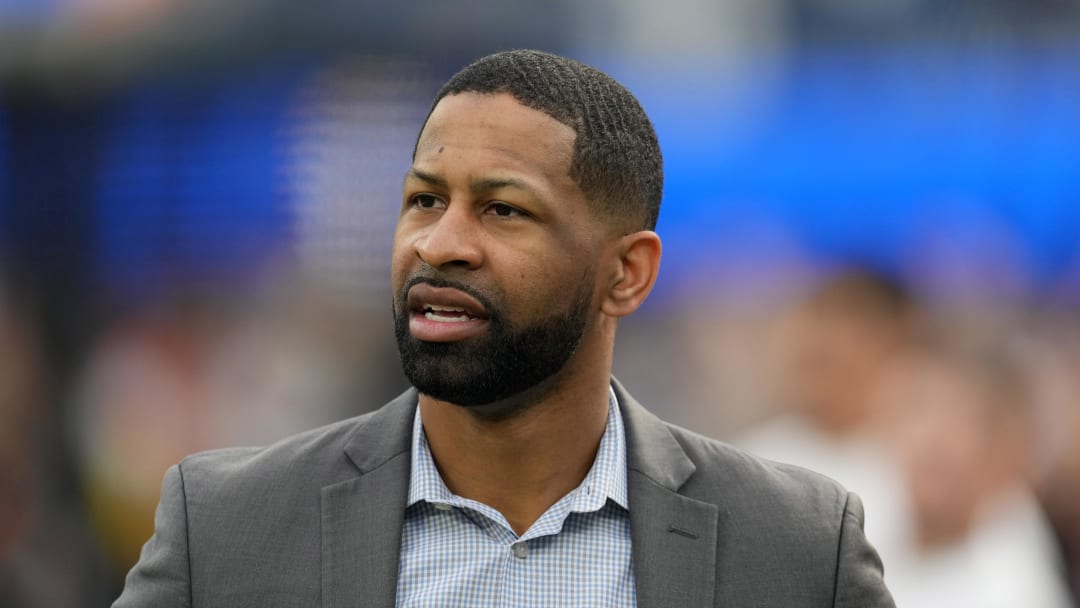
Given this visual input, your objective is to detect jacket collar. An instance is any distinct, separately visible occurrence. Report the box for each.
[323,389,417,608]
[325,381,718,608]
[615,378,720,608]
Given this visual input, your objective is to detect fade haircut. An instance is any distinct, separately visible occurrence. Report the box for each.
[420,49,663,232]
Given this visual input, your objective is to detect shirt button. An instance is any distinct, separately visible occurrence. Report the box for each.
[511,542,529,559]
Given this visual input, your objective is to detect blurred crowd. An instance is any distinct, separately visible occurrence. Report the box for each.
[0,265,411,606]
[729,269,1080,607]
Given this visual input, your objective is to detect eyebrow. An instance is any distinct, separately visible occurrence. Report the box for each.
[407,168,449,190]
[407,168,538,197]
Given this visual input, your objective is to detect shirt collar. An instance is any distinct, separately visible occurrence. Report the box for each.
[407,386,629,512]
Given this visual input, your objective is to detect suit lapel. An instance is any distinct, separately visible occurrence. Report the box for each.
[616,381,719,608]
[322,390,418,608]
[320,383,720,607]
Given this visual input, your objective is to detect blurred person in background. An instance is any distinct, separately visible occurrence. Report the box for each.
[1029,310,1080,604]
[0,267,111,608]
[876,331,1073,608]
[1042,389,1080,603]
[74,292,231,577]
[73,276,403,588]
[737,266,920,561]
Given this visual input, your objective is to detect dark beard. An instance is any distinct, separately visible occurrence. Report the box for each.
[393,274,592,407]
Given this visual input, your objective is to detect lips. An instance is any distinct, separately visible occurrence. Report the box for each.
[406,282,490,342]
[407,283,488,318]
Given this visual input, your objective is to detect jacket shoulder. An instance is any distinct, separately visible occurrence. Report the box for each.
[664,421,853,527]
[178,387,416,493]
[161,400,414,605]
[180,411,375,485]
[661,423,894,606]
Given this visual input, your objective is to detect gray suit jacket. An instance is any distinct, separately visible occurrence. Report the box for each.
[114,380,895,607]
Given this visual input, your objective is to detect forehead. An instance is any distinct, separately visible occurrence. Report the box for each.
[415,92,577,175]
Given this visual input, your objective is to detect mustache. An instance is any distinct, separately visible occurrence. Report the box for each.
[399,268,498,316]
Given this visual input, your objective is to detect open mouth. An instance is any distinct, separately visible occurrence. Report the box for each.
[405,282,491,341]
[422,305,480,323]
[408,282,489,320]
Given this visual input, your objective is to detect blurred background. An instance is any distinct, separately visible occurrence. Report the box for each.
[1,0,1079,605]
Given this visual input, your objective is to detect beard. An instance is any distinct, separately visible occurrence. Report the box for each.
[393,271,593,407]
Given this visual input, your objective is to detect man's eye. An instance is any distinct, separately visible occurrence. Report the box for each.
[412,194,442,209]
[488,202,522,217]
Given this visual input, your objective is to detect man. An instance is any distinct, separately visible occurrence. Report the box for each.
[115,49,894,607]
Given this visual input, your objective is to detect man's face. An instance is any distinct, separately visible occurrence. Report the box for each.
[391,92,603,407]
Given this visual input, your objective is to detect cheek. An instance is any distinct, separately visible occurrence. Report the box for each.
[500,255,551,308]
[501,253,586,315]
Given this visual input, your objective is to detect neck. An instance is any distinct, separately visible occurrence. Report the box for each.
[419,363,613,536]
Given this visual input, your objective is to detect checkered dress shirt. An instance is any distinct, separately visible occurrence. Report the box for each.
[395,390,636,607]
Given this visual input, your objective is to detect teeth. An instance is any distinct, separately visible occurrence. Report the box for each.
[425,311,471,322]
[424,305,473,322]
[428,305,467,313]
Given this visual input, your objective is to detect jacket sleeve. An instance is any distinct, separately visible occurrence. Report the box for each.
[112,464,192,608]
[833,492,896,608]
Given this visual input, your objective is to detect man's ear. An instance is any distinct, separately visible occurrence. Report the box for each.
[600,230,662,318]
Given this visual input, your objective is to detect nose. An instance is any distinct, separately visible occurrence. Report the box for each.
[414,204,483,270]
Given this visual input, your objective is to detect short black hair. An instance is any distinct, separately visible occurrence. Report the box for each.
[421,49,663,232]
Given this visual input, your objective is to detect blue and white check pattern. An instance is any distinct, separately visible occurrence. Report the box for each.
[395,389,636,607]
